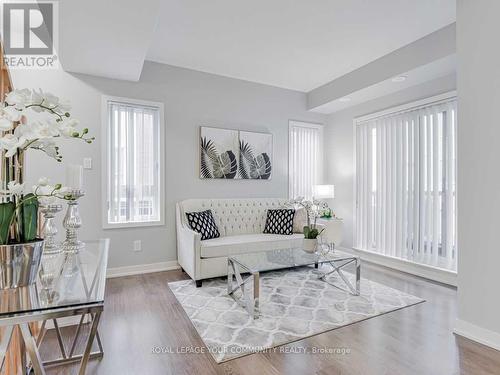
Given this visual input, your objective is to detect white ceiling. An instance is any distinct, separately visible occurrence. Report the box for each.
[59,0,161,81]
[146,0,456,92]
[311,55,456,113]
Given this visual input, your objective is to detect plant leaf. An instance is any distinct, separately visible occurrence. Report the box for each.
[0,201,15,245]
[200,136,218,179]
[303,225,310,238]
[213,150,237,179]
[21,193,38,242]
[250,152,272,179]
[238,140,254,179]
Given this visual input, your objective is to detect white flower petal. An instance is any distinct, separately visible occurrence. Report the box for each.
[37,177,50,186]
[0,118,14,131]
[7,181,25,196]
[3,106,22,121]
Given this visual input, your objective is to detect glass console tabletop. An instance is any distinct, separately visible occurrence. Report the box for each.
[0,238,109,318]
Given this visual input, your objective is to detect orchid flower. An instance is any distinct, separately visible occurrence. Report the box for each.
[0,89,94,161]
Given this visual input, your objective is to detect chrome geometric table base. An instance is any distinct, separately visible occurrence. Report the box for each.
[227,255,361,320]
[227,259,260,319]
[317,257,361,296]
[0,307,103,375]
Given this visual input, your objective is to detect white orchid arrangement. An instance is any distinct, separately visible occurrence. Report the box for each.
[0,88,94,161]
[289,197,328,239]
[0,88,94,245]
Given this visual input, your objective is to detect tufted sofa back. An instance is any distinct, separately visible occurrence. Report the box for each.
[178,198,289,236]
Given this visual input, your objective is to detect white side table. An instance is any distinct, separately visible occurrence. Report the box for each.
[317,217,343,251]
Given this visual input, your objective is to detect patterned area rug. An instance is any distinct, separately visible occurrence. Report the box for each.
[168,266,424,363]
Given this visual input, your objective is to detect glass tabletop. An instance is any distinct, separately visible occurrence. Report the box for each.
[0,239,109,318]
[229,248,357,273]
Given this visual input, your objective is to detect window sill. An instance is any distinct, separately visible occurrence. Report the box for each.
[103,220,165,230]
[344,246,457,286]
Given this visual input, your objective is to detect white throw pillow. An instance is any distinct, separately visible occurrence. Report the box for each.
[293,207,307,233]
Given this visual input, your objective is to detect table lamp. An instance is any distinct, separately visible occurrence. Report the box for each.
[312,185,335,200]
[313,185,335,219]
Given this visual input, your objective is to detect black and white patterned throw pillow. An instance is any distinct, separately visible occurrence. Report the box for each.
[263,209,295,235]
[185,210,220,240]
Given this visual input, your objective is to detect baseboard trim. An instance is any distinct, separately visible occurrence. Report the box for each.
[454,319,500,351]
[339,246,457,286]
[106,261,180,278]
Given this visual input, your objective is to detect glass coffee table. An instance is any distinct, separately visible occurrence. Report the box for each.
[227,248,360,319]
[0,239,109,375]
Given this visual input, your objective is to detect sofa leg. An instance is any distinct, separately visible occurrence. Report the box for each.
[195,280,203,288]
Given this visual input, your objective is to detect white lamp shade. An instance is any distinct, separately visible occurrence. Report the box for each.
[312,185,335,199]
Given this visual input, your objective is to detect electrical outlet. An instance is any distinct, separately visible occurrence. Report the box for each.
[83,157,92,169]
[133,240,142,252]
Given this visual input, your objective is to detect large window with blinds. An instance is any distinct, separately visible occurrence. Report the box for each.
[289,121,323,200]
[355,93,457,271]
[102,96,164,228]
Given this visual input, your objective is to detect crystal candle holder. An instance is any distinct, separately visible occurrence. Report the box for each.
[40,203,63,254]
[62,189,85,254]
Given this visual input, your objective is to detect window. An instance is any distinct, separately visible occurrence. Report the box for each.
[355,93,457,271]
[102,96,164,228]
[289,121,323,200]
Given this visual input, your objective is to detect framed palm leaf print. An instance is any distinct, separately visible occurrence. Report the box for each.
[238,131,272,180]
[200,127,239,179]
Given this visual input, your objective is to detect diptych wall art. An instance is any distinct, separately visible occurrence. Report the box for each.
[200,126,272,180]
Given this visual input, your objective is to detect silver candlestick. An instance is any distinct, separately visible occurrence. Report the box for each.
[62,189,85,254]
[40,203,63,254]
[39,203,64,300]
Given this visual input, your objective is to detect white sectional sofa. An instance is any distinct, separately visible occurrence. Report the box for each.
[176,198,304,287]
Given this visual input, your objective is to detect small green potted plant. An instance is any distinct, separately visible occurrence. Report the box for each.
[291,198,327,253]
[303,224,325,253]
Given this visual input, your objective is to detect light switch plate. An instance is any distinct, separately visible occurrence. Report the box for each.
[83,158,92,169]
[133,240,142,252]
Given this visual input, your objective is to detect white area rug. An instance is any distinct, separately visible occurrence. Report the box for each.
[168,266,424,363]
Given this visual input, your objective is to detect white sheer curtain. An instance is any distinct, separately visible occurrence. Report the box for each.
[107,101,161,224]
[289,121,323,200]
[355,98,457,271]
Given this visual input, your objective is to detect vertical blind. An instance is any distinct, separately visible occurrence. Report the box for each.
[355,98,457,271]
[289,121,323,200]
[107,101,161,225]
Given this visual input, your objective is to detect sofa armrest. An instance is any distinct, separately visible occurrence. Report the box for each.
[176,203,202,280]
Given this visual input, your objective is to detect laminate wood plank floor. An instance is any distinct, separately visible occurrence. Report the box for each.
[38,263,500,375]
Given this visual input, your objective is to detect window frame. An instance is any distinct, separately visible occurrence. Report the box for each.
[101,95,165,229]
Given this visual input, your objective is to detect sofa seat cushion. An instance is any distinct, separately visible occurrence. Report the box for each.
[200,233,304,258]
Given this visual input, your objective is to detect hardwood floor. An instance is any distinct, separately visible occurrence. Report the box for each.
[39,263,500,375]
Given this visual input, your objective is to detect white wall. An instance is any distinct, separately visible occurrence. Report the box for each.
[11,62,325,269]
[455,0,500,348]
[325,74,456,249]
